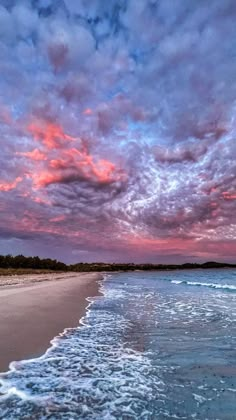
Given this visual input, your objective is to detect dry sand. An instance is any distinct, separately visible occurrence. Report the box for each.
[0,272,102,372]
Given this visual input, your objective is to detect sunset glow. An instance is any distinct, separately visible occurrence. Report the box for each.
[28,121,77,149]
[0,0,235,263]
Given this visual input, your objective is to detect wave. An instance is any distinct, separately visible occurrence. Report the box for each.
[0,276,163,419]
[171,279,236,291]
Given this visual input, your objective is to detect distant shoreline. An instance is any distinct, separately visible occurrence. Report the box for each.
[0,260,235,278]
[0,272,102,373]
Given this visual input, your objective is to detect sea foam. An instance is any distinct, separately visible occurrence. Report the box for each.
[171,279,236,291]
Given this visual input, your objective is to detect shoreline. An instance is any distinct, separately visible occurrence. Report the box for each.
[0,272,103,373]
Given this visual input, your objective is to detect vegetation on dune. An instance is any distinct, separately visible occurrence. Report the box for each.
[0,254,67,273]
[69,261,236,272]
[0,254,235,275]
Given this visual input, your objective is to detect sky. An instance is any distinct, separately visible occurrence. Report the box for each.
[0,0,235,264]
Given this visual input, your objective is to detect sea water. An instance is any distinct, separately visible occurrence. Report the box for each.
[0,269,235,419]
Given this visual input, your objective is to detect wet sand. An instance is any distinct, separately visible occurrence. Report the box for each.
[0,272,102,372]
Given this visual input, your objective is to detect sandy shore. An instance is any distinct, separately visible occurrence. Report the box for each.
[0,272,102,372]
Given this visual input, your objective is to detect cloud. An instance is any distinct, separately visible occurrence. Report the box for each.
[0,176,22,192]
[0,0,235,263]
[17,148,47,161]
[27,120,77,149]
[153,142,208,164]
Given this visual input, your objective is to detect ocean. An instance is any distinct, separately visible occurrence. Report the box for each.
[0,269,235,419]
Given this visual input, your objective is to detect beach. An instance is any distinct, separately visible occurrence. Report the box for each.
[0,269,235,418]
[0,272,102,372]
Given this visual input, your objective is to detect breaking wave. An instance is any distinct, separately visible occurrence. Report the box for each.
[171,279,236,291]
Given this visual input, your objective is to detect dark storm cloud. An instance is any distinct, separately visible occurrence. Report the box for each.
[0,0,235,262]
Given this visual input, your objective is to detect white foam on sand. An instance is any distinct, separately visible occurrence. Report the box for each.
[0,275,163,419]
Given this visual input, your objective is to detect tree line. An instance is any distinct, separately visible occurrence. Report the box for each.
[0,254,235,272]
[0,254,67,271]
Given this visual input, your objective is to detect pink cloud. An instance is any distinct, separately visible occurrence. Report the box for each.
[27,121,77,149]
[222,191,236,200]
[17,148,47,161]
[83,108,93,115]
[0,177,22,192]
[33,147,124,187]
[50,215,66,223]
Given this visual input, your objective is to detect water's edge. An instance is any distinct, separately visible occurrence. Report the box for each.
[0,274,106,378]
